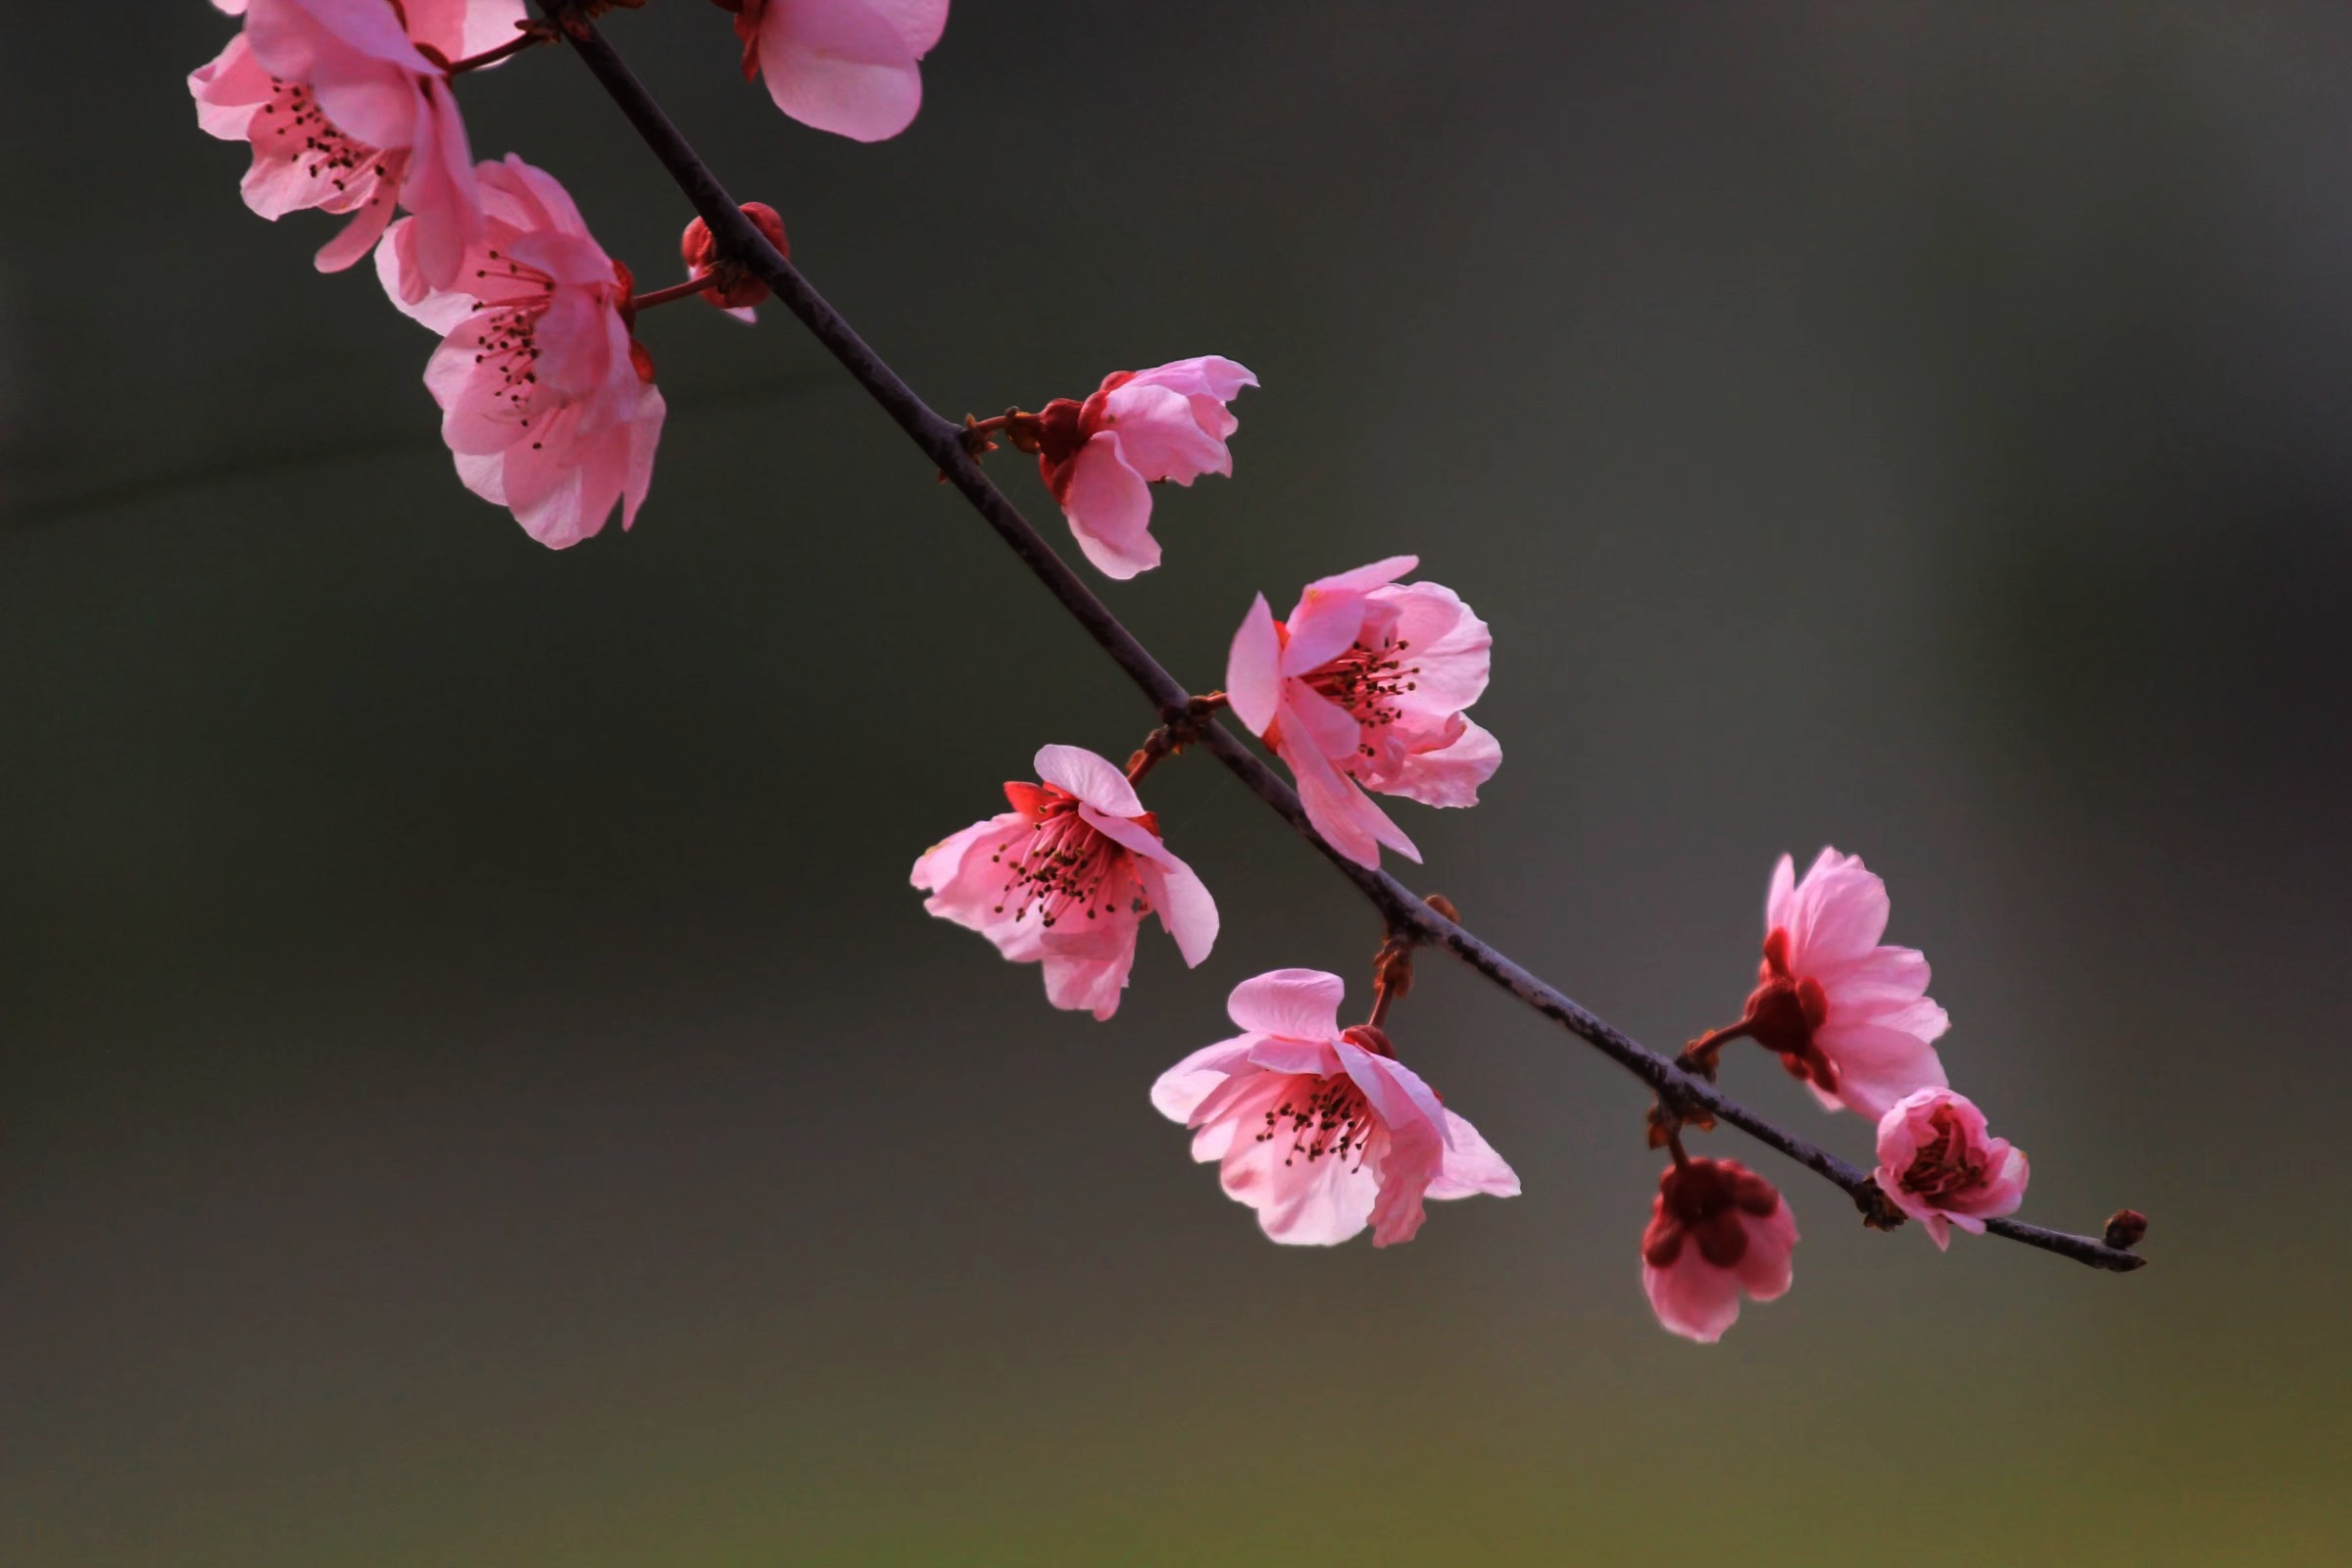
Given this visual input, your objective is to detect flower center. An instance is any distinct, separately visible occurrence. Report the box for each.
[987,791,1133,929]
[1646,1157,1780,1268]
[260,79,392,194]
[466,250,560,427]
[1252,1074,1376,1170]
[1745,927,1836,1092]
[1301,637,1422,742]
[1899,1107,1987,1202]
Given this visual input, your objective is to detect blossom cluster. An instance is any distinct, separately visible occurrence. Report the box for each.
[189,0,943,547]
[192,1,2079,1346]
[1639,848,2031,1341]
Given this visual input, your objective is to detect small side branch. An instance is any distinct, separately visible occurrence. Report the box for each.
[539,8,2145,1277]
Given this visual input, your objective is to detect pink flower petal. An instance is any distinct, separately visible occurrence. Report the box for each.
[1133,855,1219,968]
[1642,1256,1744,1345]
[311,181,400,272]
[1040,940,1133,1021]
[1732,1200,1799,1300]
[400,0,530,61]
[908,812,1024,909]
[1120,355,1258,409]
[1243,1036,1347,1076]
[1281,731,1420,868]
[1383,713,1501,809]
[1228,1129,1372,1247]
[1764,852,1798,935]
[1149,1036,1256,1124]
[755,0,932,143]
[868,0,952,54]
[1340,1046,1448,1248]
[1783,847,1890,970]
[1279,582,1369,677]
[1057,435,1160,579]
[1303,554,1419,599]
[1033,744,1143,817]
[1425,1109,1522,1200]
[1225,968,1347,1042]
[1226,594,1285,735]
[1097,382,1228,484]
[189,35,270,141]
[1375,580,1492,712]
[1809,1021,1948,1121]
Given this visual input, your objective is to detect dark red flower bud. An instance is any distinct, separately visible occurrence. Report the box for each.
[2102,1208,2149,1250]
[680,202,790,310]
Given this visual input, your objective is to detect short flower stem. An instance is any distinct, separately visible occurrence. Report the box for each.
[960,409,1044,462]
[1662,1122,1692,1171]
[1367,979,1398,1031]
[1678,1022,1747,1079]
[628,274,720,312]
[443,26,554,75]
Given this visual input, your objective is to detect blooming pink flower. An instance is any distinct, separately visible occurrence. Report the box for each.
[377,155,665,549]
[1873,1088,2030,1250]
[910,745,1217,1020]
[1640,1155,1798,1344]
[1026,358,1258,579]
[1694,848,1950,1122]
[1151,969,1519,1247]
[714,0,950,143]
[189,0,521,287]
[1225,556,1499,869]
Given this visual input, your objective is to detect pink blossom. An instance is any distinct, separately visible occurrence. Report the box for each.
[1027,358,1258,579]
[716,0,951,143]
[910,745,1217,1020]
[189,0,521,287]
[1696,848,1950,1122]
[377,155,665,549]
[1225,556,1499,869]
[1151,969,1519,1247]
[1641,1155,1798,1344]
[1873,1088,2030,1250]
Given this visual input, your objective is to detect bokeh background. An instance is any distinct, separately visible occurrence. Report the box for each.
[6,3,2350,1563]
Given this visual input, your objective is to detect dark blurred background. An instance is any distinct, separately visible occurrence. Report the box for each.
[6,3,2349,1562]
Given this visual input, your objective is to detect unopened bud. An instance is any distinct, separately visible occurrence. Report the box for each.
[2102,1208,2149,1250]
[680,202,790,309]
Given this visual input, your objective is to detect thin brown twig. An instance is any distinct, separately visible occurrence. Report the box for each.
[536,7,2147,1275]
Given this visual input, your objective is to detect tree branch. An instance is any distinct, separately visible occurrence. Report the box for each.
[539,8,2146,1275]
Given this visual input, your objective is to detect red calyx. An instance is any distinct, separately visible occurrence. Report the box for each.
[610,260,658,382]
[1031,398,1091,496]
[1003,780,1069,821]
[613,257,638,326]
[681,203,790,310]
[1339,1024,1396,1058]
[717,0,764,78]
[1642,1156,1782,1270]
[1739,926,1834,1093]
[1031,370,1146,497]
